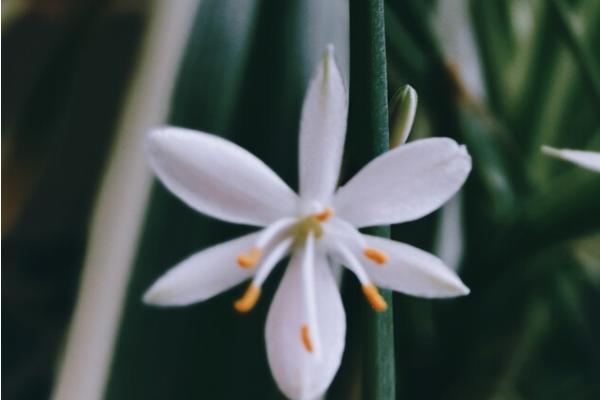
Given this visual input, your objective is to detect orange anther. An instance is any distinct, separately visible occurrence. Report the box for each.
[234,284,261,313]
[301,324,314,353]
[364,248,388,265]
[314,207,334,222]
[362,284,388,312]
[237,247,262,268]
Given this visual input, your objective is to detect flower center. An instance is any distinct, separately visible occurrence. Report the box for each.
[289,207,333,247]
[233,206,390,322]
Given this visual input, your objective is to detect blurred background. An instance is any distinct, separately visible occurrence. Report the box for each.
[2,0,599,399]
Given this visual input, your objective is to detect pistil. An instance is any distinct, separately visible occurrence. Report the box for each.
[291,214,324,246]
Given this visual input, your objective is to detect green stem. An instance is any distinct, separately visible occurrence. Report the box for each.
[348,0,395,399]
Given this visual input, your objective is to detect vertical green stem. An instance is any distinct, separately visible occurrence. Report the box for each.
[348,0,395,398]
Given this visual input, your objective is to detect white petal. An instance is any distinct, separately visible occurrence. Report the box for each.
[266,250,345,400]
[433,0,486,101]
[143,232,258,306]
[433,193,464,271]
[147,126,298,226]
[360,234,469,298]
[299,45,348,204]
[333,138,471,228]
[541,146,600,173]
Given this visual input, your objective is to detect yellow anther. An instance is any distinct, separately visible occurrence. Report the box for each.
[237,247,262,269]
[301,324,314,353]
[234,284,261,313]
[314,207,334,222]
[364,248,388,265]
[362,284,388,312]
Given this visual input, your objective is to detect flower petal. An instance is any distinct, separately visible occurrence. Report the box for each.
[143,232,259,306]
[147,127,298,226]
[333,138,471,227]
[266,250,345,399]
[360,234,469,298]
[299,45,348,205]
[433,193,464,271]
[541,146,600,172]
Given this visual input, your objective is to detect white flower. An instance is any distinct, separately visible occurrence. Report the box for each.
[541,145,600,172]
[143,46,471,400]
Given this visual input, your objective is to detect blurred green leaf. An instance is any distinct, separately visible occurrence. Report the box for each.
[2,4,147,399]
[548,0,600,109]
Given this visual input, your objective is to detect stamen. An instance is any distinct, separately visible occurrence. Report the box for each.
[256,218,296,249]
[236,239,291,313]
[237,247,262,269]
[364,248,388,265]
[301,233,321,358]
[315,207,334,222]
[301,324,313,353]
[253,238,293,286]
[233,284,261,313]
[362,284,388,311]
[332,242,369,284]
[238,218,294,269]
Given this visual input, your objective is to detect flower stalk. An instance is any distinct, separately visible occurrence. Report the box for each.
[348,0,395,398]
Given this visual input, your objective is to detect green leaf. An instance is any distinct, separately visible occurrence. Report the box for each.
[548,0,600,109]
